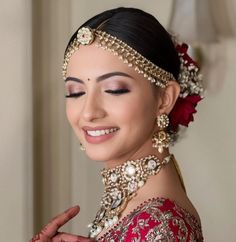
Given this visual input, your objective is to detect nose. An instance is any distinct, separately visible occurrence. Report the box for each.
[81,92,106,122]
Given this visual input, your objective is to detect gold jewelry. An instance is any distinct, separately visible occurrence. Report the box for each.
[80,142,85,151]
[157,113,169,129]
[62,27,176,88]
[87,154,173,238]
[152,114,171,153]
[76,27,95,45]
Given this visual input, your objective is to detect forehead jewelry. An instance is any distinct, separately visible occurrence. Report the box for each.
[62,26,176,88]
[87,154,173,238]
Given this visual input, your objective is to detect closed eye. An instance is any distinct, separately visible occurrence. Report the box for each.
[105,89,130,95]
[65,92,85,98]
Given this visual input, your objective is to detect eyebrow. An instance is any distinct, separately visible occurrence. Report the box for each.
[65,71,133,83]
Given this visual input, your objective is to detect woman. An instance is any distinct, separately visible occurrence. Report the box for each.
[31,7,204,241]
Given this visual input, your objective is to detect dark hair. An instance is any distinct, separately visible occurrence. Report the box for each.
[65,7,180,80]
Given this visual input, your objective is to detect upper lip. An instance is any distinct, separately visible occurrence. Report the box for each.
[82,126,119,131]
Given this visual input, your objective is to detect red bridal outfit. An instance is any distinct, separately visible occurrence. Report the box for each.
[97,197,204,241]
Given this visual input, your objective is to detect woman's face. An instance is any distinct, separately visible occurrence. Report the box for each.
[65,43,161,166]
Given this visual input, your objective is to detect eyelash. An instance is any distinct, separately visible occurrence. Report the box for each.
[65,92,85,98]
[105,89,130,94]
[65,89,130,98]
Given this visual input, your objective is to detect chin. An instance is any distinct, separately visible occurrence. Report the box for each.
[86,152,106,162]
[84,144,125,163]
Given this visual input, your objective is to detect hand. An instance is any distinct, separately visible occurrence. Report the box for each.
[30,205,94,242]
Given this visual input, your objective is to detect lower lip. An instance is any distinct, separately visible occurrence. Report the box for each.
[84,130,119,144]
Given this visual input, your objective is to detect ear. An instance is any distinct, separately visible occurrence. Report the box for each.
[157,81,180,116]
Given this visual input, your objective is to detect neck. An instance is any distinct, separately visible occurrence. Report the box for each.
[103,141,171,169]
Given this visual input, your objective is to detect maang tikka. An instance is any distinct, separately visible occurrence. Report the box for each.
[152,114,171,153]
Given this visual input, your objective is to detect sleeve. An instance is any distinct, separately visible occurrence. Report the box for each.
[122,210,203,242]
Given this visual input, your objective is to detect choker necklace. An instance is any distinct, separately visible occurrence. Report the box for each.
[87,154,173,238]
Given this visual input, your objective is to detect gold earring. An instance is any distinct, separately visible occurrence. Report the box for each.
[152,114,171,153]
[80,142,86,151]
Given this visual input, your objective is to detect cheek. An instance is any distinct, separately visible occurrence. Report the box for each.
[66,101,80,127]
[108,94,156,129]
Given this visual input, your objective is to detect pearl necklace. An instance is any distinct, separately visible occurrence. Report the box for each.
[87,154,173,239]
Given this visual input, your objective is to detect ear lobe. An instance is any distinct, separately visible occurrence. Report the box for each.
[157,81,180,115]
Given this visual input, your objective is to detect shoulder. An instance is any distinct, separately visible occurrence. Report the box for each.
[98,197,204,241]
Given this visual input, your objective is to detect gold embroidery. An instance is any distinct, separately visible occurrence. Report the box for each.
[97,197,203,242]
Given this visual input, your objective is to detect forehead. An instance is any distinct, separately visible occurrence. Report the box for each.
[66,42,140,79]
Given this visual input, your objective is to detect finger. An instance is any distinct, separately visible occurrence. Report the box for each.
[42,206,80,239]
[50,206,80,222]
[52,232,94,242]
[30,232,51,242]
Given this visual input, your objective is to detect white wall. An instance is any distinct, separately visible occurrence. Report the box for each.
[0,0,33,241]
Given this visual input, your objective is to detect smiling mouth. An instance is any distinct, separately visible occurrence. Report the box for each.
[86,128,119,137]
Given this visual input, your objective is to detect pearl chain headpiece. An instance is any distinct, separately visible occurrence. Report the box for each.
[62,27,176,88]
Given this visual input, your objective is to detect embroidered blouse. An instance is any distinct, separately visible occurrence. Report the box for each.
[96,197,204,241]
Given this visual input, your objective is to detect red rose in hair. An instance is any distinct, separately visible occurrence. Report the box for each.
[169,95,202,131]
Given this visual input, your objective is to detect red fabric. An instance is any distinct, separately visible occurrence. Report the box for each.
[97,197,204,241]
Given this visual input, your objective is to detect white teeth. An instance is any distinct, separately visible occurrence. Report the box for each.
[87,128,118,137]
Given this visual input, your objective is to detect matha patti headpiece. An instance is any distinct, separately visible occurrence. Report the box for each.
[62,26,176,88]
